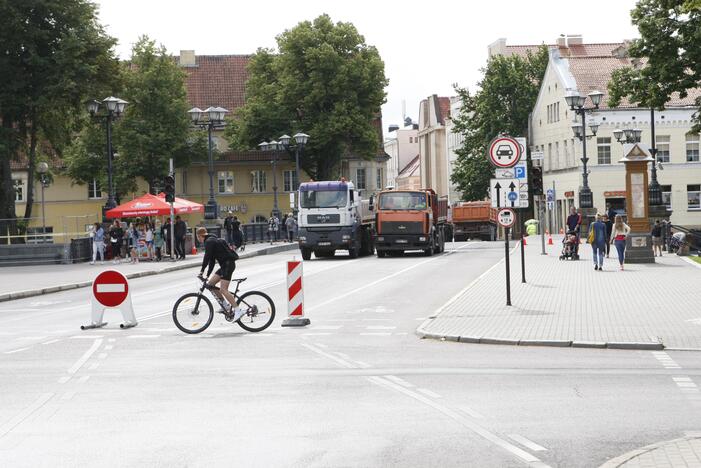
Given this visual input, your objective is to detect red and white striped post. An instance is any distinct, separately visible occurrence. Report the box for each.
[282,260,310,327]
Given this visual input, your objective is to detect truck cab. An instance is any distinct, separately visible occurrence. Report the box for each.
[297,180,374,260]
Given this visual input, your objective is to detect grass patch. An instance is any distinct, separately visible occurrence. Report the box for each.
[691,255,701,265]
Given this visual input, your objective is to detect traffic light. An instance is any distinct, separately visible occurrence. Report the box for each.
[531,167,543,196]
[164,175,175,203]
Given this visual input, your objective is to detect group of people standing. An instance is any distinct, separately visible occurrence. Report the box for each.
[89,216,188,264]
[265,213,297,244]
[566,205,632,271]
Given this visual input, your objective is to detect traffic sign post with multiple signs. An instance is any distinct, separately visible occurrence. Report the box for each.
[488,134,530,305]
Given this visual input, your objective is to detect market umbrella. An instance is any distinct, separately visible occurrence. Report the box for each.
[105,193,203,219]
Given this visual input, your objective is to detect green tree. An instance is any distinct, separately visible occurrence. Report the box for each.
[608,0,701,130]
[0,0,118,230]
[226,14,388,180]
[451,47,548,201]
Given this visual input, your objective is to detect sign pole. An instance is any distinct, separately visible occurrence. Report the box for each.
[169,158,175,262]
[505,226,511,306]
[540,196,546,255]
[519,211,526,283]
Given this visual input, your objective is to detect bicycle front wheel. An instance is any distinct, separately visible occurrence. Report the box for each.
[173,293,214,334]
[236,291,275,332]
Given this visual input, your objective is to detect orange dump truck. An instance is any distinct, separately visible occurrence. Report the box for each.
[372,188,452,257]
[451,201,497,241]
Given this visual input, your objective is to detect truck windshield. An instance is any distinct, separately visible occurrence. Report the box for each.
[379,192,427,210]
[301,190,348,208]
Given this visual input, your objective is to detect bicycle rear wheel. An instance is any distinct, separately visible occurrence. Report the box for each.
[236,291,275,332]
[173,293,214,334]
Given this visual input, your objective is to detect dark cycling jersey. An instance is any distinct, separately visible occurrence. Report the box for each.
[200,234,238,277]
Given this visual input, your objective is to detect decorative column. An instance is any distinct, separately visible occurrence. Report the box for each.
[619,143,655,263]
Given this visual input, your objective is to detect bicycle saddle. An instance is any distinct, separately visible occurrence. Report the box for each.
[231,277,247,283]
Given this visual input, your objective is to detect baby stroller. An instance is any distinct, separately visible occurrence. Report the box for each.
[559,230,580,260]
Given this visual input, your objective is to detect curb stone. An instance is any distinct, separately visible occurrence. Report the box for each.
[606,342,664,351]
[599,436,701,467]
[0,243,298,303]
[519,339,572,347]
[572,341,607,349]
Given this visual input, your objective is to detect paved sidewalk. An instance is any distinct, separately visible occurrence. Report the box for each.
[601,435,701,467]
[0,241,298,302]
[418,238,701,350]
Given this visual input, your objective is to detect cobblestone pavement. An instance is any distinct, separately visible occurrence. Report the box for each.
[601,435,701,467]
[418,238,701,349]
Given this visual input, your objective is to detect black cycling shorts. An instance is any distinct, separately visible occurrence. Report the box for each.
[215,259,236,281]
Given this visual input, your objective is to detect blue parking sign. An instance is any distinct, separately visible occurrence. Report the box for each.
[515,166,526,179]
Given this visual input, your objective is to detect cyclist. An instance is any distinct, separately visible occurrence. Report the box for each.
[196,227,245,321]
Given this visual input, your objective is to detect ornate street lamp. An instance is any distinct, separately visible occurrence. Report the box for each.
[87,96,128,215]
[36,162,50,242]
[564,90,603,209]
[259,140,281,218]
[189,106,229,219]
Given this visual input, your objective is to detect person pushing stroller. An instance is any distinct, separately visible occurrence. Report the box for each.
[559,229,580,260]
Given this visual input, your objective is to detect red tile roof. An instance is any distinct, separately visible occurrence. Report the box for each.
[181,55,251,114]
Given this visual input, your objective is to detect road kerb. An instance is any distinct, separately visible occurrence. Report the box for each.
[606,342,664,350]
[519,340,572,347]
[479,337,520,346]
[572,341,607,349]
[458,336,481,344]
[0,243,298,303]
[599,436,701,468]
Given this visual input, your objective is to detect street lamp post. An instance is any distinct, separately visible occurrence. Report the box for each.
[87,96,128,215]
[259,140,281,218]
[279,133,309,190]
[648,108,663,206]
[36,162,50,243]
[565,90,604,209]
[188,106,229,220]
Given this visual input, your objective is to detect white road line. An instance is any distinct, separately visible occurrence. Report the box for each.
[383,375,414,388]
[677,382,698,388]
[78,376,90,384]
[354,361,371,368]
[366,326,396,330]
[4,347,30,354]
[673,377,692,382]
[104,345,114,351]
[335,352,351,360]
[42,339,60,345]
[457,406,485,419]
[0,393,54,438]
[508,434,548,452]
[68,339,103,374]
[108,338,116,343]
[300,343,356,369]
[98,353,108,359]
[395,332,409,336]
[360,332,392,336]
[416,388,442,398]
[57,376,71,384]
[126,335,161,339]
[60,392,76,401]
[366,376,548,467]
[314,343,328,348]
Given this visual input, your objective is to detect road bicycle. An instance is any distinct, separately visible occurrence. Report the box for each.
[172,277,275,334]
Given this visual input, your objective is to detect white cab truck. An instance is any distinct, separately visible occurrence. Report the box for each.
[297,180,375,260]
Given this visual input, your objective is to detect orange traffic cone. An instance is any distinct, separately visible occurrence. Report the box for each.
[191,244,197,255]
[547,235,553,245]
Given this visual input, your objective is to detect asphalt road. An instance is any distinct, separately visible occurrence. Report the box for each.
[1,241,699,467]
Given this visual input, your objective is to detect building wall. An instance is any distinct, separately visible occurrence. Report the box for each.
[418,96,449,197]
[444,97,464,204]
[343,159,385,198]
[384,127,418,188]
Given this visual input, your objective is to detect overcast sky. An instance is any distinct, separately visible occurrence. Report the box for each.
[95,0,640,131]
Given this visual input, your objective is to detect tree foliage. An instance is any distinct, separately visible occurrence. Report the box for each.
[226,14,388,180]
[451,47,548,201]
[608,0,701,130]
[0,0,118,225]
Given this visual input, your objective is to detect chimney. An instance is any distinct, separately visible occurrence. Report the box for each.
[556,35,566,48]
[179,50,196,67]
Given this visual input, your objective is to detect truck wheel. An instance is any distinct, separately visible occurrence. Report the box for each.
[424,239,434,257]
[438,230,445,253]
[349,247,359,259]
[376,250,386,258]
[301,247,312,261]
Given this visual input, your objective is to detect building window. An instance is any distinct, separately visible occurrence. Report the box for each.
[218,171,234,193]
[251,170,266,193]
[661,184,672,210]
[88,179,102,199]
[283,170,298,192]
[13,179,24,202]
[355,168,366,190]
[376,167,383,189]
[656,135,670,163]
[597,137,611,165]
[686,134,699,162]
[688,184,701,209]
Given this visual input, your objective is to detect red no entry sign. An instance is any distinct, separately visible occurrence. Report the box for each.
[92,270,129,307]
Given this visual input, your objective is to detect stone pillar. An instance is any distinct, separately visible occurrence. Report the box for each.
[620,144,655,264]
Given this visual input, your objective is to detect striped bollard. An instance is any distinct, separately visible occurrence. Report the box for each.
[282,260,310,327]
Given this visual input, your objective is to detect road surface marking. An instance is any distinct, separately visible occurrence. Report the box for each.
[108,338,116,343]
[457,406,484,419]
[89,363,99,370]
[354,361,371,368]
[301,343,356,369]
[416,388,442,398]
[68,339,103,374]
[126,335,161,339]
[395,332,409,336]
[508,434,548,452]
[57,376,71,384]
[4,347,30,354]
[0,393,54,438]
[366,326,396,330]
[673,377,692,382]
[676,382,698,388]
[383,375,414,388]
[360,332,392,336]
[314,343,328,348]
[98,353,108,359]
[42,339,60,345]
[335,352,351,360]
[366,376,548,467]
[105,345,114,351]
[78,376,90,384]
[60,392,76,401]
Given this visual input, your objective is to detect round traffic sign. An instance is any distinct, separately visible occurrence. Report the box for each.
[497,208,516,228]
[92,270,129,307]
[488,136,521,168]
[508,192,518,202]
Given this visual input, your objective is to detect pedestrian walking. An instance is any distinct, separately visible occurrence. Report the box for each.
[224,212,234,245]
[285,213,295,242]
[268,215,276,245]
[154,220,163,261]
[603,214,613,258]
[587,213,607,271]
[231,216,243,249]
[90,222,105,264]
[651,220,664,257]
[273,213,280,242]
[610,214,631,270]
[161,218,172,258]
[174,215,186,259]
[145,223,154,260]
[109,219,124,263]
[128,223,142,264]
[566,207,582,255]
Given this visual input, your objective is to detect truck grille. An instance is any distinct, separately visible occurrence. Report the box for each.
[306,214,340,224]
[380,221,423,235]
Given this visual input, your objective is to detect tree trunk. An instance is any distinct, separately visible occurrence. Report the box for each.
[23,116,38,220]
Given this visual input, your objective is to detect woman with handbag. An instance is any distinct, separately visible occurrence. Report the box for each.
[609,215,631,271]
[587,214,608,271]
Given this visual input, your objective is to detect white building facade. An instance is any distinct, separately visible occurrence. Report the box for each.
[384,125,419,189]
[444,97,464,204]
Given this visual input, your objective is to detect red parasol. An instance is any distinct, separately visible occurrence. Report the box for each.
[105,193,204,219]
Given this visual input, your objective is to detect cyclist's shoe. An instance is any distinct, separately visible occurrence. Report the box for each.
[232,307,246,322]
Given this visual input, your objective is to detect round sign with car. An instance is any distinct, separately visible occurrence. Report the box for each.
[488,136,521,168]
[497,208,516,228]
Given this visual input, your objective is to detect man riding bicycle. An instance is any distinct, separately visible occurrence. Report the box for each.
[196,227,245,322]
